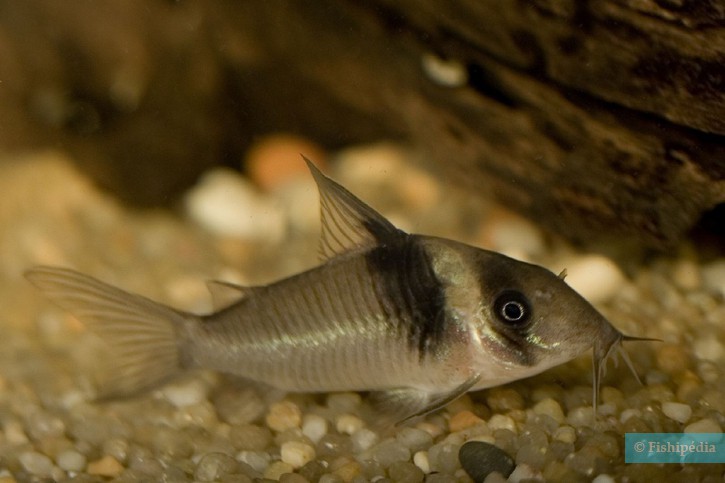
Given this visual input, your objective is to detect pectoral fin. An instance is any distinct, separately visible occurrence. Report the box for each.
[370,374,481,425]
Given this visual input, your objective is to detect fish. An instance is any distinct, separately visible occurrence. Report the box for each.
[25,157,653,423]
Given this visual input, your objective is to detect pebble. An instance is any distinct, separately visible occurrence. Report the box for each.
[195,452,239,481]
[448,410,484,432]
[161,378,209,407]
[592,475,616,483]
[229,423,272,451]
[692,337,724,361]
[388,460,424,483]
[27,411,66,440]
[428,443,460,474]
[480,212,544,260]
[266,401,302,432]
[4,420,29,444]
[487,414,516,433]
[333,459,363,481]
[265,461,295,480]
[486,387,525,412]
[458,441,515,482]
[335,414,364,435]
[245,134,326,191]
[508,463,539,483]
[237,450,271,473]
[562,255,625,303]
[302,414,328,444]
[566,407,594,427]
[185,167,286,241]
[413,451,431,474]
[702,259,725,297]
[684,418,722,434]
[421,52,468,87]
[19,451,55,478]
[532,398,565,424]
[395,427,433,453]
[656,344,690,374]
[661,401,692,424]
[372,439,411,467]
[56,449,87,472]
[553,426,576,444]
[349,427,378,452]
[281,441,316,468]
[216,388,266,425]
[87,455,124,477]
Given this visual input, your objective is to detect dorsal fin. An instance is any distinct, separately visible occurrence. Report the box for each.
[206,280,258,310]
[303,156,403,260]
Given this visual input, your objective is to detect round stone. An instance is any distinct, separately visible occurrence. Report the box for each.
[19,451,55,478]
[280,441,316,468]
[266,401,302,432]
[56,449,87,472]
[458,441,515,482]
[301,414,328,444]
[661,401,692,424]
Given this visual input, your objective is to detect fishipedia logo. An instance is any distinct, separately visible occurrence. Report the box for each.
[625,433,725,463]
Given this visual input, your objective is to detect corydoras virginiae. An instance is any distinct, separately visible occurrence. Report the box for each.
[26,158,652,423]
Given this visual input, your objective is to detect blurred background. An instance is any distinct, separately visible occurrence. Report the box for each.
[0,0,722,256]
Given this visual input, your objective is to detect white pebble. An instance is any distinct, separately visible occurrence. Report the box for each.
[533,398,565,424]
[684,418,722,434]
[567,407,595,427]
[508,463,539,483]
[661,402,692,424]
[56,449,87,472]
[487,216,545,260]
[692,337,724,362]
[421,52,468,87]
[302,414,328,444]
[620,408,641,423]
[335,414,364,435]
[562,255,625,303]
[592,474,616,483]
[487,414,516,433]
[413,450,431,473]
[185,168,286,241]
[162,378,208,407]
[236,450,271,473]
[280,441,316,468]
[351,428,379,452]
[702,259,725,297]
[19,451,55,478]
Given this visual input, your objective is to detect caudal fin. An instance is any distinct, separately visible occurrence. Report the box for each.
[26,266,193,397]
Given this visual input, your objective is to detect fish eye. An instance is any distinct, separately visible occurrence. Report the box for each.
[494,290,531,326]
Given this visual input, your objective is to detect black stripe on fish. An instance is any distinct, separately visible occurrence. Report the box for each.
[366,235,448,359]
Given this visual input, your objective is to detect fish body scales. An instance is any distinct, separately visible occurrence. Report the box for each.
[192,252,437,392]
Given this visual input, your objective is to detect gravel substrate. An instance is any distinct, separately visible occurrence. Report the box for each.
[0,145,723,482]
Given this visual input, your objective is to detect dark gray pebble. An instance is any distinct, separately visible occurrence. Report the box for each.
[458,441,515,482]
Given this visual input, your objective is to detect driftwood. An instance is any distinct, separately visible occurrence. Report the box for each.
[0,1,722,249]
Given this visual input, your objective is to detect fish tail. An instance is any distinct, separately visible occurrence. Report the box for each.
[25,266,197,398]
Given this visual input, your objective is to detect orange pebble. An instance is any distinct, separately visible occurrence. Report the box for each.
[448,410,484,432]
[245,134,327,191]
